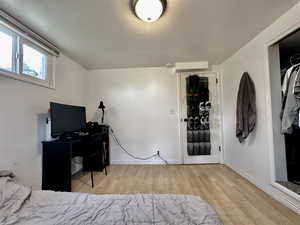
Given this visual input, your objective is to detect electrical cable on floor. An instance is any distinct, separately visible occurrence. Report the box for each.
[110,128,168,164]
[157,154,169,165]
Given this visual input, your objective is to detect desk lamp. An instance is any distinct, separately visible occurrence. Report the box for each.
[98,101,105,124]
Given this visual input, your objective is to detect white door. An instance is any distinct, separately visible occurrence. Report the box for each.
[180,72,222,164]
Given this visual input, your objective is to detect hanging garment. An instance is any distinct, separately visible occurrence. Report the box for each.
[280,66,297,119]
[281,68,300,134]
[284,132,300,181]
[236,72,256,143]
[293,68,300,99]
[282,66,296,97]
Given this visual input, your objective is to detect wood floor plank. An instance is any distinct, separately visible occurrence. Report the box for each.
[72,164,300,225]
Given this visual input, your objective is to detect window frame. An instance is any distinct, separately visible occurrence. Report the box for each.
[0,24,17,73]
[20,38,49,80]
[0,22,55,89]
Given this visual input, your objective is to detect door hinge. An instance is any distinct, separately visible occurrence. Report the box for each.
[216,78,218,84]
[219,146,222,152]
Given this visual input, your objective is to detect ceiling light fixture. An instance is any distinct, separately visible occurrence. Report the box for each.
[131,0,167,23]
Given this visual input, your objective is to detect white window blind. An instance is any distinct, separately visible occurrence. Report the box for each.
[0,9,60,56]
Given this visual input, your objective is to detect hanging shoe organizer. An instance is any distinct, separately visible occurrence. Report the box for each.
[186,75,211,155]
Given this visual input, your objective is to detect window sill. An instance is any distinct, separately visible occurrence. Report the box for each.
[0,69,55,89]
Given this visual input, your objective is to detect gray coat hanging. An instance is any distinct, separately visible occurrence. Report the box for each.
[236,72,256,143]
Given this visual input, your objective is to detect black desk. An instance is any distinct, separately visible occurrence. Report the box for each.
[42,130,110,192]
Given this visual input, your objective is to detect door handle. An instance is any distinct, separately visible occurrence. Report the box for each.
[183,118,188,122]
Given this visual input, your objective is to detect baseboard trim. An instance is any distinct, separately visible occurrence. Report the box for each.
[110,160,181,165]
[225,164,300,214]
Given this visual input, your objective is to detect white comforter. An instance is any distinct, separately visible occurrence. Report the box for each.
[0,175,223,225]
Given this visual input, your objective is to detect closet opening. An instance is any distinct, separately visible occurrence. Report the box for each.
[269,28,300,197]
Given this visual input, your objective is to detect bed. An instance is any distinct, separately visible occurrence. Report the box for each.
[0,171,223,225]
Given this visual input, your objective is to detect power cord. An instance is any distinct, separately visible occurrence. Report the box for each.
[110,128,168,164]
[157,153,169,165]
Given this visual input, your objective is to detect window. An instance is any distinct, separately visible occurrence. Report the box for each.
[22,44,47,80]
[0,23,55,88]
[0,29,14,72]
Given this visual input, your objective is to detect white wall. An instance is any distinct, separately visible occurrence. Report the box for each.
[268,44,287,181]
[86,67,181,164]
[0,55,86,189]
[220,2,300,213]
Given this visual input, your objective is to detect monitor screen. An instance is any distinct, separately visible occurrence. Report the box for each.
[50,102,86,137]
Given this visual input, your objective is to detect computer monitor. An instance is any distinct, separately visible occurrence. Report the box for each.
[50,102,86,138]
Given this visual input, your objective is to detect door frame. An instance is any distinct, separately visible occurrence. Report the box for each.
[265,20,300,202]
[177,70,224,164]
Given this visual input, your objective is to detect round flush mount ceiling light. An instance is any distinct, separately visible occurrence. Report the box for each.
[132,0,167,23]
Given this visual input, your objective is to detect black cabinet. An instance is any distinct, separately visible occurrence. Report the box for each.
[42,127,110,192]
[42,140,77,192]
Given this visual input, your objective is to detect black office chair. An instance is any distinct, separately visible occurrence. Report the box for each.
[102,141,108,176]
[83,133,107,188]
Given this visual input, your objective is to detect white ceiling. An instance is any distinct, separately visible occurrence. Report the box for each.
[0,0,299,69]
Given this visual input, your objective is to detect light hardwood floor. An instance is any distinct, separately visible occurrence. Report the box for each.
[72,164,300,225]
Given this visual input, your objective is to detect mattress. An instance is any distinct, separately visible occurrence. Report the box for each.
[0,174,223,225]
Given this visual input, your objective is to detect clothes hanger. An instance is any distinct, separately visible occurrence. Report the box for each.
[281,54,300,73]
[290,53,300,67]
